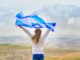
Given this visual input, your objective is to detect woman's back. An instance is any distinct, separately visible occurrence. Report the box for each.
[32,37,44,54]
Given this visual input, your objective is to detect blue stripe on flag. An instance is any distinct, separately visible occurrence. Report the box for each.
[15,12,56,31]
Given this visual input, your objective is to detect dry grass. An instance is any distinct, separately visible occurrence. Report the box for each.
[0,44,80,60]
[45,52,80,60]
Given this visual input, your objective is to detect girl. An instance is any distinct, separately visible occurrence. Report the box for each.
[18,25,50,60]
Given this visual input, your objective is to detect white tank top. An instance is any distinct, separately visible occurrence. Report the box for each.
[32,38,44,54]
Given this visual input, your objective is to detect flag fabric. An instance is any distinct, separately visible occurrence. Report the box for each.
[15,12,56,31]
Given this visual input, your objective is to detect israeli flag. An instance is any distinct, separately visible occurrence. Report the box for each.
[15,12,56,31]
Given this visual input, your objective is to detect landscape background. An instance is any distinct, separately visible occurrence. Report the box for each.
[0,0,80,60]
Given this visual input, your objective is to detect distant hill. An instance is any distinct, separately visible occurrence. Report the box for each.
[0,36,30,44]
[46,35,80,50]
[0,35,80,50]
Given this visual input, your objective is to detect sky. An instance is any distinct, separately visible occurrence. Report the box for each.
[0,0,80,38]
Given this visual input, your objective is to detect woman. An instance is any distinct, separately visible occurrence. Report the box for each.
[18,25,50,60]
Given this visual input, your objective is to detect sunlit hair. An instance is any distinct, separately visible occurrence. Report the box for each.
[32,28,42,44]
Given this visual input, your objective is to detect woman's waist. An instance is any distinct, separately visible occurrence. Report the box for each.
[32,47,44,51]
[32,48,44,54]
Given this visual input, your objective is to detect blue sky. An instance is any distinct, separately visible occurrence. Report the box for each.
[0,0,80,37]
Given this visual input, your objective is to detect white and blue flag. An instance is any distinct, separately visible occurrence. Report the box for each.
[15,12,56,31]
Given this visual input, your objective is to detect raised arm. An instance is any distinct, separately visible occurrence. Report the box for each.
[18,26,33,38]
[41,29,50,40]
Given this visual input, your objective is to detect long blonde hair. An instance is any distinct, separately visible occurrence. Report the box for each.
[32,28,42,44]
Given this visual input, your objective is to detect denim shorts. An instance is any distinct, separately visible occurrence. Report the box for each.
[32,54,44,60]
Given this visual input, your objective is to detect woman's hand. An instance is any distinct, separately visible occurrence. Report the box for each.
[18,25,23,28]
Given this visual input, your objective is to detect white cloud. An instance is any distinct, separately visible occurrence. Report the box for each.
[67,18,75,25]
[0,10,16,17]
[0,12,6,16]
[0,23,6,28]
[40,0,80,6]
[0,3,8,7]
